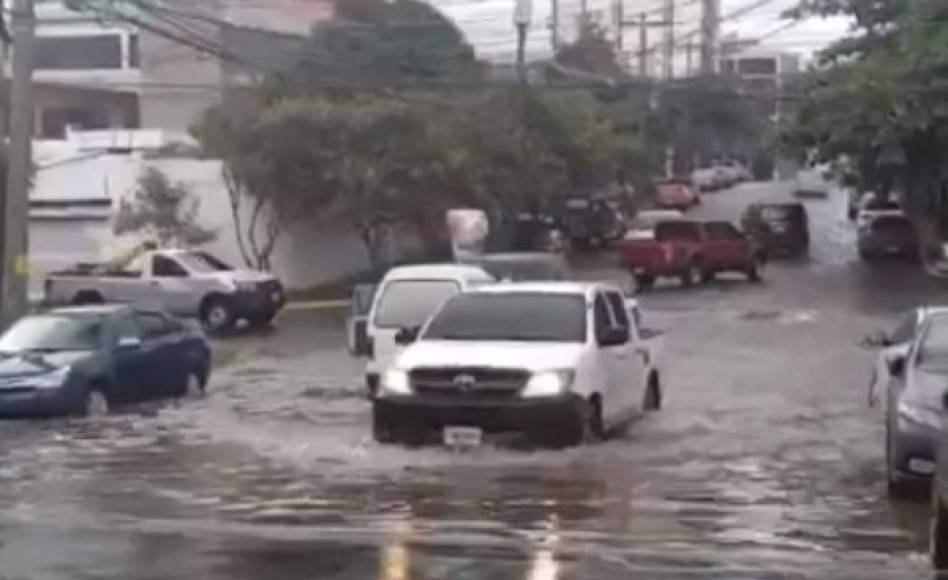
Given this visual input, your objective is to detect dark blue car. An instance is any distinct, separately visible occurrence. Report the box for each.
[0,304,211,417]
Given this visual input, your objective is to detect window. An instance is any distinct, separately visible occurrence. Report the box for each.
[0,314,103,352]
[705,222,744,240]
[891,311,918,344]
[40,107,110,139]
[128,34,140,68]
[605,292,629,330]
[135,312,179,339]
[737,58,777,76]
[373,280,460,328]
[35,35,123,70]
[593,294,612,334]
[175,252,233,273]
[423,293,586,343]
[918,315,948,367]
[152,256,188,278]
[114,314,140,342]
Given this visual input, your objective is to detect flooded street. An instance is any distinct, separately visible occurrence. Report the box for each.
[2,182,944,579]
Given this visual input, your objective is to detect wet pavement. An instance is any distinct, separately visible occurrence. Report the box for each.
[1,182,945,579]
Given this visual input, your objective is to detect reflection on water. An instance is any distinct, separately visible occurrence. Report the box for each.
[380,521,412,580]
[527,516,560,580]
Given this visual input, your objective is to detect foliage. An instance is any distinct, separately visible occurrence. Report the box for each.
[784,0,948,216]
[553,15,625,79]
[113,168,216,248]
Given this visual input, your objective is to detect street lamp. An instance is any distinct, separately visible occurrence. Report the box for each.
[513,0,532,83]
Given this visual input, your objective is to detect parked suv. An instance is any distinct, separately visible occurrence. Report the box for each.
[741,203,810,259]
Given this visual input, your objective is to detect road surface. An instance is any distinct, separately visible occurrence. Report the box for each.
[0,182,943,579]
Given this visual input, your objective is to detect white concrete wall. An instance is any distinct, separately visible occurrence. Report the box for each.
[29,151,379,291]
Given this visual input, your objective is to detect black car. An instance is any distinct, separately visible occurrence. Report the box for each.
[858,214,918,261]
[883,313,948,497]
[558,197,625,247]
[740,203,810,258]
[0,305,211,417]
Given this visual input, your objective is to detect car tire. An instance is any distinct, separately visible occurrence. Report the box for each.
[82,389,110,417]
[747,255,764,283]
[371,403,399,444]
[701,270,716,283]
[185,371,206,399]
[635,274,655,292]
[681,260,703,287]
[886,422,913,497]
[583,396,606,444]
[644,375,662,411]
[931,489,948,570]
[201,296,236,334]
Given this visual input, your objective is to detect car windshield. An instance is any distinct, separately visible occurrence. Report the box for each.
[0,315,103,353]
[424,293,586,342]
[374,279,461,328]
[175,252,233,273]
[918,316,948,368]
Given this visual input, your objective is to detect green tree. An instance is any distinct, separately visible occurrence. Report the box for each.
[113,168,216,248]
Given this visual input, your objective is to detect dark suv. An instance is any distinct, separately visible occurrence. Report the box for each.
[741,203,809,259]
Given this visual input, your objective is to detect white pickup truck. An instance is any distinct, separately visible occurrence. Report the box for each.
[44,249,284,332]
[372,282,664,447]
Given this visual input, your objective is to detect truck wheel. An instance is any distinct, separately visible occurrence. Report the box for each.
[644,375,662,411]
[932,490,948,570]
[201,297,236,333]
[371,404,399,444]
[72,290,103,305]
[635,274,655,292]
[681,261,702,287]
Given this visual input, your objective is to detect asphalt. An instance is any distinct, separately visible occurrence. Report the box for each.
[0,181,945,579]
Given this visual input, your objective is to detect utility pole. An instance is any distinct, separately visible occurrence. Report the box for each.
[514,0,532,84]
[638,12,648,77]
[613,0,622,51]
[550,0,559,52]
[580,0,587,18]
[662,0,674,79]
[685,41,695,76]
[700,0,720,75]
[2,0,33,323]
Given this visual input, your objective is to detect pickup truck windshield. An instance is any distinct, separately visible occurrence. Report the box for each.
[374,280,460,328]
[424,293,586,342]
[0,315,102,353]
[175,252,233,273]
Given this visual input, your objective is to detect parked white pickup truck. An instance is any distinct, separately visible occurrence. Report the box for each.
[44,249,284,332]
[372,282,664,447]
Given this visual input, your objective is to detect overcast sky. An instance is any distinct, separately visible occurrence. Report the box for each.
[432,0,851,63]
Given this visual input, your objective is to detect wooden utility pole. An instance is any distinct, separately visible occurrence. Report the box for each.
[613,11,670,78]
[700,0,720,75]
[550,0,559,51]
[638,12,648,77]
[2,0,34,322]
[662,0,674,79]
[613,0,623,51]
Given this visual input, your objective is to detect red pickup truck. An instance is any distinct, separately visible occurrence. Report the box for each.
[619,220,765,290]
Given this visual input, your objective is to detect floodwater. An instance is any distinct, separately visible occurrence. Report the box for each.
[0,182,943,579]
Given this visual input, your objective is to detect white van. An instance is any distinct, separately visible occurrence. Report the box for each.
[351,264,494,397]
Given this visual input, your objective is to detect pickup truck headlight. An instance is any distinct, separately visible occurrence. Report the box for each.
[522,370,574,399]
[21,366,71,390]
[381,369,412,396]
[897,400,943,430]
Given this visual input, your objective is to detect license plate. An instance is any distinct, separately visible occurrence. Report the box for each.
[271,291,281,303]
[909,459,936,475]
[443,426,482,448]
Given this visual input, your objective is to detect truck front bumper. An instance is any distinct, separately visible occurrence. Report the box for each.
[373,393,585,435]
[232,284,285,318]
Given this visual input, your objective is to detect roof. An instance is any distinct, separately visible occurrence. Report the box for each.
[381,263,494,282]
[472,281,625,297]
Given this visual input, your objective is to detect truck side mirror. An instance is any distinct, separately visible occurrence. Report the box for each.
[394,326,420,346]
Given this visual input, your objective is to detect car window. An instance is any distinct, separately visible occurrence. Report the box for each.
[891,311,918,344]
[705,222,743,240]
[423,293,586,342]
[655,222,701,242]
[0,314,103,352]
[135,312,179,339]
[605,292,629,330]
[917,315,948,368]
[175,252,233,273]
[373,279,460,329]
[152,255,188,277]
[593,294,613,334]
[114,314,141,342]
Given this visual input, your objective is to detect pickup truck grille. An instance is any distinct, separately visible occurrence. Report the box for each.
[410,367,529,399]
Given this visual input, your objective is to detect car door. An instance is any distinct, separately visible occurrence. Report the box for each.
[134,311,190,398]
[593,292,627,427]
[148,255,195,315]
[605,291,647,414]
[707,222,749,269]
[110,312,162,405]
[871,310,918,410]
